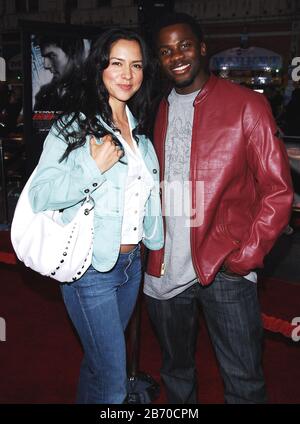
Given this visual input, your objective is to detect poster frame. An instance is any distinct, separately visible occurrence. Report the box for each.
[20,20,102,175]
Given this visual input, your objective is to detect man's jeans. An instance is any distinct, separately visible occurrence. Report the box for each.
[61,245,141,404]
[146,272,267,404]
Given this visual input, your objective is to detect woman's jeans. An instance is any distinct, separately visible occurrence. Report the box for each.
[60,245,141,404]
[146,272,267,404]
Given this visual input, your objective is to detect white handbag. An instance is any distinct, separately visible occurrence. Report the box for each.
[11,168,94,283]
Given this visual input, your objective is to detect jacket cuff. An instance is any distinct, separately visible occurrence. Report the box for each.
[224,246,264,275]
[80,151,107,196]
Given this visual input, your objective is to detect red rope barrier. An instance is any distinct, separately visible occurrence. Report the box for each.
[0,251,17,265]
[262,313,295,338]
[0,230,17,264]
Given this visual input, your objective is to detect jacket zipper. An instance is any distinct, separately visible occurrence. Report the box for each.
[159,101,168,277]
[188,86,213,284]
[189,102,202,285]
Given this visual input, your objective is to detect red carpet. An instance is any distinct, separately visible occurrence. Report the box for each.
[0,231,299,403]
[0,231,16,265]
[0,256,299,404]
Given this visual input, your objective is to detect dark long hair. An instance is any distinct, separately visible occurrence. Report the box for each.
[55,28,154,162]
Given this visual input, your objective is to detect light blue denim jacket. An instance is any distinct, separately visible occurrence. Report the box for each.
[28,108,164,272]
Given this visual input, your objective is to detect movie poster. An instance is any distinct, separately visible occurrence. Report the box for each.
[21,22,101,173]
[31,34,91,139]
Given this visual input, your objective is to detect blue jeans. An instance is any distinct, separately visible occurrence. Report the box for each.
[61,245,141,404]
[146,272,267,404]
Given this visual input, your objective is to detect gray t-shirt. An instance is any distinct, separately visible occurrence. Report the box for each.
[144,89,200,300]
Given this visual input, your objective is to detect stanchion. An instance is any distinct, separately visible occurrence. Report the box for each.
[126,292,160,404]
[126,247,160,404]
[0,137,9,224]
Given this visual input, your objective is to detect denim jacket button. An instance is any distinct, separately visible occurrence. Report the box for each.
[153,169,157,174]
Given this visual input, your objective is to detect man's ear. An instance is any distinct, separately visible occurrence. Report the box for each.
[200,42,207,57]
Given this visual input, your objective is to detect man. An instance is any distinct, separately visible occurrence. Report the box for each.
[144,13,293,404]
[33,35,87,111]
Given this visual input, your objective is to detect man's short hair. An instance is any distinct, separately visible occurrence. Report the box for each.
[153,12,204,44]
[32,34,85,59]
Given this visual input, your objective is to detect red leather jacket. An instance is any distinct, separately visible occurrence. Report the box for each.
[146,74,293,285]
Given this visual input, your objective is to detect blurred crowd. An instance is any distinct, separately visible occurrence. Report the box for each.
[0,81,23,137]
[0,78,299,140]
[263,84,300,138]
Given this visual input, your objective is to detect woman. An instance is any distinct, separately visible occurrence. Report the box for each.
[28,28,164,404]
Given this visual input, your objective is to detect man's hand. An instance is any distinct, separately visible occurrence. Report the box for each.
[221,264,242,278]
[222,270,241,277]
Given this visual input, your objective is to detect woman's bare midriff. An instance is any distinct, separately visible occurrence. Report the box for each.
[119,244,137,253]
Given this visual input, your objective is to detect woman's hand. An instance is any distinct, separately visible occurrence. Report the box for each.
[90,135,123,173]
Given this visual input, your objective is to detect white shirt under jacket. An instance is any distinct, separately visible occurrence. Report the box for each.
[116,127,155,244]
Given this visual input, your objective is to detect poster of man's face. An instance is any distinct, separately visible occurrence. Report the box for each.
[31,34,90,113]
[42,44,72,81]
[21,22,101,174]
